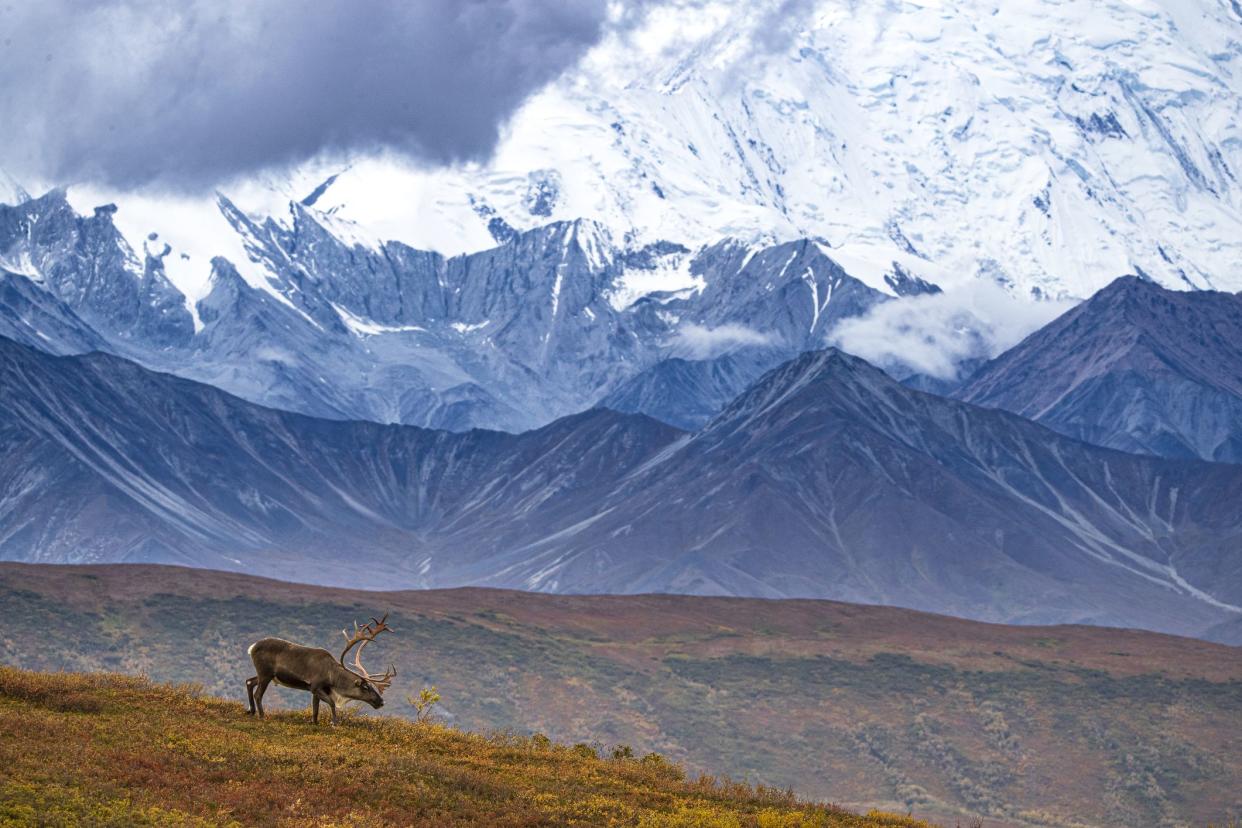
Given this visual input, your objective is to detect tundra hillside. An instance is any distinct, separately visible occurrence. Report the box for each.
[0,668,930,828]
[2,564,1240,827]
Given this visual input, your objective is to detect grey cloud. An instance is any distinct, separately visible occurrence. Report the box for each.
[0,0,609,189]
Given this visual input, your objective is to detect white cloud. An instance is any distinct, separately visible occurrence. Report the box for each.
[829,283,1077,379]
[670,323,773,359]
[252,346,297,366]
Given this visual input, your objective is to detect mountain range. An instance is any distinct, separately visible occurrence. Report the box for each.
[3,333,1239,642]
[4,0,1242,434]
[3,0,1242,656]
[0,189,896,433]
[43,0,1242,301]
[11,187,1242,463]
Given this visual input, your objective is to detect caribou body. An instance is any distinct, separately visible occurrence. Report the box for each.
[245,614,396,724]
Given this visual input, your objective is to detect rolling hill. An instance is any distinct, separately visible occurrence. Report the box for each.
[1,563,1239,827]
[0,668,929,828]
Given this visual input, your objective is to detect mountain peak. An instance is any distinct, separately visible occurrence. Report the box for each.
[774,348,882,387]
[957,276,1242,461]
[1095,273,1155,297]
[701,347,901,436]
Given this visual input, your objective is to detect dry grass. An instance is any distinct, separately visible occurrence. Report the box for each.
[0,668,934,827]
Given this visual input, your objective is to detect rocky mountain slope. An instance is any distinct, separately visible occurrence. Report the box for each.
[600,350,780,430]
[956,276,1242,462]
[0,334,683,584]
[3,335,1239,640]
[505,348,1242,638]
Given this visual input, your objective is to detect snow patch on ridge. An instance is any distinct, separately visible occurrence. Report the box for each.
[0,249,41,282]
[332,304,426,337]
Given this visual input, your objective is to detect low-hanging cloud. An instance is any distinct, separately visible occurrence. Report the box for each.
[671,322,774,360]
[829,283,1077,380]
[0,0,609,189]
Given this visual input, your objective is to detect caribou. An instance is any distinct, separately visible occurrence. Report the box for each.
[245,614,397,725]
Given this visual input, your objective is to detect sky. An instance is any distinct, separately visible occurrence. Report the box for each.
[0,0,614,190]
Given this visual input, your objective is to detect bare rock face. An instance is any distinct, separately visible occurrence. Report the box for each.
[601,352,778,431]
[0,191,195,351]
[956,276,1242,463]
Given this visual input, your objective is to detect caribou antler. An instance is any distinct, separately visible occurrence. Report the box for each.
[339,613,397,694]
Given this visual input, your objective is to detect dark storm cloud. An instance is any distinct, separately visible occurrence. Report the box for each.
[0,0,610,189]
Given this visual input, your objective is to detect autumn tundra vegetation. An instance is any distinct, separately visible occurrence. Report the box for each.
[3,564,1242,825]
[0,667,939,827]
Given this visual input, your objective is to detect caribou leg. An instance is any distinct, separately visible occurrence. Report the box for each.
[320,686,339,725]
[245,675,259,715]
[253,675,272,719]
[309,683,338,725]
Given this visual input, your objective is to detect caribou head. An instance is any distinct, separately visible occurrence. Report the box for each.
[338,614,397,705]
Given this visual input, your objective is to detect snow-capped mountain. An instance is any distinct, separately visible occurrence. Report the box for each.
[4,0,1241,430]
[0,189,899,431]
[4,335,1240,641]
[51,0,1242,304]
